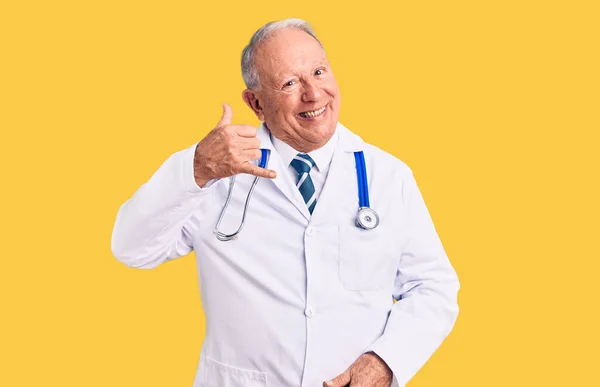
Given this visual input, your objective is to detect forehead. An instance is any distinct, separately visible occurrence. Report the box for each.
[255,29,327,82]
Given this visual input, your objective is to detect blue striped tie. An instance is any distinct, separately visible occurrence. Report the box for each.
[290,153,317,214]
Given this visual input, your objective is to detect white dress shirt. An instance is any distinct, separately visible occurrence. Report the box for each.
[270,126,339,203]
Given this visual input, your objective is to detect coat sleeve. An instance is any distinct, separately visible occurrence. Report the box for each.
[367,167,460,387]
[111,142,219,269]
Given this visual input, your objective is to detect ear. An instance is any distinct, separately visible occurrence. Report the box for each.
[242,89,265,121]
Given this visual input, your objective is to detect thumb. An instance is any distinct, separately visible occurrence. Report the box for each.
[324,369,352,387]
[216,103,233,127]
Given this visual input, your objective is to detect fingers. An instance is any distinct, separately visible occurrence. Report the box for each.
[324,369,352,387]
[238,162,277,179]
[235,124,258,138]
[197,105,268,181]
[239,137,261,150]
[240,149,262,161]
[216,103,234,127]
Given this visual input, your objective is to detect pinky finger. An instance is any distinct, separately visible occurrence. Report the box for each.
[239,162,277,179]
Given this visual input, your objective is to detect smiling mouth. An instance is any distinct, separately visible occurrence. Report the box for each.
[298,105,327,118]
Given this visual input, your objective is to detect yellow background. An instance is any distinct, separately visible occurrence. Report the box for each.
[1,0,598,385]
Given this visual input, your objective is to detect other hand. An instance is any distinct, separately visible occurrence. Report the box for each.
[323,352,393,387]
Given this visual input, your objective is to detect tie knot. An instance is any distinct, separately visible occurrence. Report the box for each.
[290,153,316,174]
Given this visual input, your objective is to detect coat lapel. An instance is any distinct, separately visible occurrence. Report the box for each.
[310,122,365,222]
[256,123,312,222]
[256,121,366,223]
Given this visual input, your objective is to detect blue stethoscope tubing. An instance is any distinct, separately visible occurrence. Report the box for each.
[354,151,369,207]
[353,151,379,229]
[214,148,379,241]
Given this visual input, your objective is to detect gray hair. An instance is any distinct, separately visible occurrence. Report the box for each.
[241,18,324,90]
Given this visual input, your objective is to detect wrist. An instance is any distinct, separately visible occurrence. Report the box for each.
[193,145,211,187]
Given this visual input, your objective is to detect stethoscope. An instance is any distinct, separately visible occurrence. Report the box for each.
[214,149,379,241]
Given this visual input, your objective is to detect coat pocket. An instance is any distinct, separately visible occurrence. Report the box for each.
[205,356,267,387]
[338,223,398,291]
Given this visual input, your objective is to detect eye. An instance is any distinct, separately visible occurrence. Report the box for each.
[315,69,324,76]
[284,80,295,87]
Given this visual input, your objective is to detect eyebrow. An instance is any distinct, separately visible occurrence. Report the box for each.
[275,62,329,83]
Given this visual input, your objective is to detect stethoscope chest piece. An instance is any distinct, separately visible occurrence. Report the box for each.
[353,150,379,230]
[356,207,379,230]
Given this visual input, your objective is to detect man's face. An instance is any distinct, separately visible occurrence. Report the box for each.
[244,28,341,152]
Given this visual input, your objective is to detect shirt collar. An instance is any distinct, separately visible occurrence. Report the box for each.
[269,124,339,172]
[256,121,364,155]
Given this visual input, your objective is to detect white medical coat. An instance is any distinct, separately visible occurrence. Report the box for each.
[111,122,460,387]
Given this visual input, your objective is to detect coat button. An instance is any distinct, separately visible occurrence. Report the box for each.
[304,308,315,318]
[306,227,315,236]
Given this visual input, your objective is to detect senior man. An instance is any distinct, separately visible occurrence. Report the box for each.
[111,18,460,387]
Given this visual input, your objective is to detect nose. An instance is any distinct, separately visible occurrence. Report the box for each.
[301,79,322,102]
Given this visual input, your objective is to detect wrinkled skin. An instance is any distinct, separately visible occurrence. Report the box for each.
[242,28,341,153]
[194,27,341,186]
[193,103,276,187]
[323,352,393,387]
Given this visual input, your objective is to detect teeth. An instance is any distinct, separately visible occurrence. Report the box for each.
[300,106,326,118]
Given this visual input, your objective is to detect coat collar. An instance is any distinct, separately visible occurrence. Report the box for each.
[255,121,365,222]
[270,126,338,173]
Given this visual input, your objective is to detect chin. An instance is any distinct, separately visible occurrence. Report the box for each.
[305,123,335,143]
